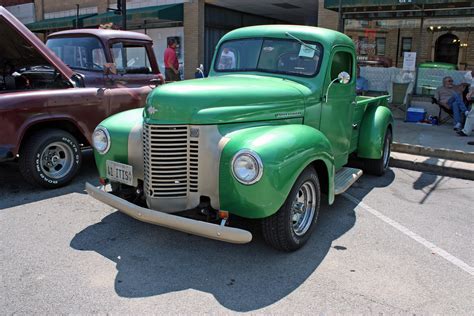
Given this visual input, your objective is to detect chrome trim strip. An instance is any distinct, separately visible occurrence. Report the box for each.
[127,121,144,187]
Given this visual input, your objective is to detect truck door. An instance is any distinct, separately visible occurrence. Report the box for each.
[319,48,356,170]
[109,41,158,87]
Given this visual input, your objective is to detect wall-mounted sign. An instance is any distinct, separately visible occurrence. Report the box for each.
[403,52,417,71]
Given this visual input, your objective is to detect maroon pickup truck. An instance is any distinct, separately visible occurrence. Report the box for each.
[0,7,163,188]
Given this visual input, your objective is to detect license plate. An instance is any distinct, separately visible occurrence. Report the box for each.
[106,160,133,186]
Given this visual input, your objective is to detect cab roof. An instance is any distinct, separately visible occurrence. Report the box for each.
[48,29,153,42]
[220,25,354,49]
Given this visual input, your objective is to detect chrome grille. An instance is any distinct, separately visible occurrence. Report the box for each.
[143,124,198,198]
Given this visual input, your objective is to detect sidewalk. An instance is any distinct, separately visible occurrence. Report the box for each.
[393,118,474,154]
[390,118,474,180]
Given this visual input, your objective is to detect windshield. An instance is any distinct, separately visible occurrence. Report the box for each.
[214,38,322,77]
[46,36,106,72]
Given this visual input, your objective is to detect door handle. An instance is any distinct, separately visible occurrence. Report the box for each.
[352,123,358,129]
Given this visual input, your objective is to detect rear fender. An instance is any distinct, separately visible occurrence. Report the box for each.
[357,105,394,159]
[219,124,335,219]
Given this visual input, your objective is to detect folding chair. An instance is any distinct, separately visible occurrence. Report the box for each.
[431,97,454,125]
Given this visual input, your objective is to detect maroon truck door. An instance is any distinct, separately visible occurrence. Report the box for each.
[108,40,160,87]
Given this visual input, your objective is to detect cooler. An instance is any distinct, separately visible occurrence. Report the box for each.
[406,107,426,122]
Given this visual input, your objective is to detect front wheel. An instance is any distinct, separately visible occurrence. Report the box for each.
[262,166,321,251]
[19,129,82,189]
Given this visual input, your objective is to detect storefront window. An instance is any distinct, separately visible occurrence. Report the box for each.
[376,37,386,56]
[358,36,368,55]
[401,37,412,56]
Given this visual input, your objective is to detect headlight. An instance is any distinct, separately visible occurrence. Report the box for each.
[231,149,263,185]
[92,126,110,154]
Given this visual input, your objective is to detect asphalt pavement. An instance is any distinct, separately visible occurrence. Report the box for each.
[1,152,473,314]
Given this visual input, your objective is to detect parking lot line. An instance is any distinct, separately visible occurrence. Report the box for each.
[342,192,474,276]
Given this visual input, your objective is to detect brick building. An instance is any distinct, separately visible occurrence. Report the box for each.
[3,0,473,79]
[321,0,474,70]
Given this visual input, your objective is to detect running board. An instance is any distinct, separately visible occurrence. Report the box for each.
[334,167,363,195]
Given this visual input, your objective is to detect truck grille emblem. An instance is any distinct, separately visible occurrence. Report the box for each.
[147,106,157,115]
[190,128,199,138]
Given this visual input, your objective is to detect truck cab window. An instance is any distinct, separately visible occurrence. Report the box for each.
[46,36,106,72]
[331,51,353,82]
[215,38,322,77]
[110,42,151,74]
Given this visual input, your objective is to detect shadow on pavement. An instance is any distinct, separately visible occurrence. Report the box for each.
[0,150,99,210]
[412,160,445,204]
[70,169,395,311]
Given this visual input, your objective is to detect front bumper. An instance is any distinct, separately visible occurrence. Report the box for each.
[85,183,252,244]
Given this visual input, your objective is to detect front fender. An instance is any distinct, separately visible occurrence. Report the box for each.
[94,108,144,185]
[219,124,335,219]
[357,105,394,159]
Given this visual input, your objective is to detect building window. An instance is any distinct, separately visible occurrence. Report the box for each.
[401,37,412,56]
[358,36,368,55]
[376,37,386,56]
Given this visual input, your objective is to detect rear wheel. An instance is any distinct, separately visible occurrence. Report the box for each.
[362,128,392,176]
[19,129,82,189]
[262,166,321,251]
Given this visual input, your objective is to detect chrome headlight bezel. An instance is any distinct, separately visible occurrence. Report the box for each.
[92,126,111,155]
[231,149,263,185]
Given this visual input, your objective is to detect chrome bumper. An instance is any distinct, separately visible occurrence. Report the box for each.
[85,183,252,244]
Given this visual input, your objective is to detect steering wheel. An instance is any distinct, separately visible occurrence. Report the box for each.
[277,52,299,72]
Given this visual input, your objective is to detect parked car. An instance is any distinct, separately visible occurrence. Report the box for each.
[86,25,393,251]
[0,6,163,188]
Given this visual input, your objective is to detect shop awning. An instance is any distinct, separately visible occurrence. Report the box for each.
[325,0,468,9]
[82,4,183,27]
[324,0,474,19]
[26,14,94,32]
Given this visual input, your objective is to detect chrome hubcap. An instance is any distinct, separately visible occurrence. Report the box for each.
[291,181,316,236]
[39,142,74,179]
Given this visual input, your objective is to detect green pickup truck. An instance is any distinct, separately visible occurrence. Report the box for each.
[86,25,393,251]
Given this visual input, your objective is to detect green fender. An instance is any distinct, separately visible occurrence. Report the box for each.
[94,108,143,179]
[357,105,394,159]
[219,124,335,219]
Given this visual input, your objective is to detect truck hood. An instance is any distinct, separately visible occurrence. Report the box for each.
[145,74,308,124]
[0,6,74,80]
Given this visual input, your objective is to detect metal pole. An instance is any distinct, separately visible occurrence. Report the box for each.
[75,4,79,29]
[414,4,424,95]
[122,0,127,30]
[338,0,343,32]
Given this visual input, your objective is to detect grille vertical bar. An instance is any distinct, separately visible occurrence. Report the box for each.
[144,124,198,198]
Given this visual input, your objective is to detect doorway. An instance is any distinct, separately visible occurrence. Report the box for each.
[434,33,460,65]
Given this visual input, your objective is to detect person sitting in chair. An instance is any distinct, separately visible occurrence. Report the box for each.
[434,76,469,131]
[457,70,474,138]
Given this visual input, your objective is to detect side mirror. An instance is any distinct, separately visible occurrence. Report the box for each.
[324,71,352,103]
[195,64,205,79]
[338,71,351,84]
[103,63,117,75]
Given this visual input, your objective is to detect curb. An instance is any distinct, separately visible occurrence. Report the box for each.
[390,152,474,181]
[392,142,474,163]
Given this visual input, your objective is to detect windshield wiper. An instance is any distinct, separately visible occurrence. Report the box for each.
[285,32,318,52]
